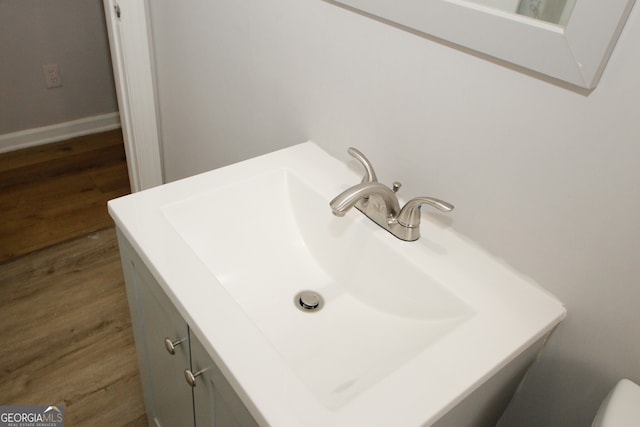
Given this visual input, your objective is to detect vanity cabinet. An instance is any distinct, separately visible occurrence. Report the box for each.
[190,332,260,427]
[117,230,259,427]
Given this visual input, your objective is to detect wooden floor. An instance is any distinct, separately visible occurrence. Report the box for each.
[0,130,147,426]
[0,129,131,263]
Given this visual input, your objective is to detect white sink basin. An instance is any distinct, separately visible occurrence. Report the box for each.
[162,168,473,408]
[109,142,565,427]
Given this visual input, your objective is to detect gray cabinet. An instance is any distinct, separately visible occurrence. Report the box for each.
[117,230,259,427]
[191,331,259,427]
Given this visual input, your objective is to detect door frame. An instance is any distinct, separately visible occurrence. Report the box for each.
[103,0,163,192]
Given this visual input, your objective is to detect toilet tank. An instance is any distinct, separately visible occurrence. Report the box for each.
[592,379,640,427]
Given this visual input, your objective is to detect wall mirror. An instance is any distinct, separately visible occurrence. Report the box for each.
[466,0,577,25]
[330,0,636,88]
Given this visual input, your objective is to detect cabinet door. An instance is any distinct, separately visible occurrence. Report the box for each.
[190,330,259,427]
[118,234,194,427]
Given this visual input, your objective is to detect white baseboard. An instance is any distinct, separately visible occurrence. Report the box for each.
[0,112,121,154]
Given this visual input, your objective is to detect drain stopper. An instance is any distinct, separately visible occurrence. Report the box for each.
[295,291,324,312]
[300,293,320,309]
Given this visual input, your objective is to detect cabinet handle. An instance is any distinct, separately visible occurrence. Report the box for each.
[184,368,205,387]
[164,337,184,355]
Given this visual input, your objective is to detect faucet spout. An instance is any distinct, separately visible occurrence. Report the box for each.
[330,182,400,218]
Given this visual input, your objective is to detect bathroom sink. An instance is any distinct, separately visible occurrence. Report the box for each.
[108,142,565,427]
[162,168,473,408]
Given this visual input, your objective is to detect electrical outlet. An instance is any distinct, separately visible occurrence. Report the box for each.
[43,64,63,89]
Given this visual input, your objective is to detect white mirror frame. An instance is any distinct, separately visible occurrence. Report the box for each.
[331,0,636,88]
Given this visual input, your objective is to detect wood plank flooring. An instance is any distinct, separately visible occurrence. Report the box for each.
[0,130,147,426]
[0,129,130,263]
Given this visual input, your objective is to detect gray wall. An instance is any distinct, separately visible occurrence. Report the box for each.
[0,0,118,135]
[148,1,640,426]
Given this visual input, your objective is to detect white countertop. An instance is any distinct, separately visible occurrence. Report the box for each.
[108,142,565,427]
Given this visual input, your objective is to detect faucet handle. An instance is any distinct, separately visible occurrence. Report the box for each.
[397,197,454,228]
[347,147,378,183]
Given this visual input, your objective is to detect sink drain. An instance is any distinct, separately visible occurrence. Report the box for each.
[294,290,324,312]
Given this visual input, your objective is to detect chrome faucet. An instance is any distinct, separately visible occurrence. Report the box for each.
[330,147,454,241]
